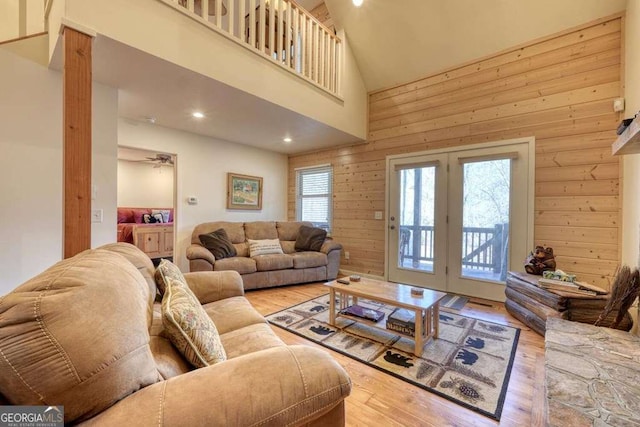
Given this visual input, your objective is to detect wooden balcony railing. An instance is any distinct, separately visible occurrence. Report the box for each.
[163,0,342,97]
[399,223,510,274]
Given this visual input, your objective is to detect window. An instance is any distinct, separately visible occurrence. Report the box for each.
[296,165,333,232]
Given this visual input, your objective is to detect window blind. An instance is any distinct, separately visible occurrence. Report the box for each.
[296,165,333,232]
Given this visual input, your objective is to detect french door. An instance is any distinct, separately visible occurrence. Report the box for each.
[386,139,533,301]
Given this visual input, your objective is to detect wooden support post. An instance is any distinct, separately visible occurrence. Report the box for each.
[63,27,92,258]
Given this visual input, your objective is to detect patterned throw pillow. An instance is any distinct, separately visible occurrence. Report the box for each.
[248,239,284,257]
[154,258,186,295]
[161,276,226,368]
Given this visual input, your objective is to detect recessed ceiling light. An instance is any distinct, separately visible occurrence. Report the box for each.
[353,0,363,6]
[192,111,205,119]
[283,137,293,143]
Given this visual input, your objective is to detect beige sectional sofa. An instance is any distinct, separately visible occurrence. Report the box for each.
[0,243,351,425]
[187,221,342,290]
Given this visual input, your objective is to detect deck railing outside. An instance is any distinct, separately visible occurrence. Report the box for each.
[164,0,342,96]
[399,224,509,274]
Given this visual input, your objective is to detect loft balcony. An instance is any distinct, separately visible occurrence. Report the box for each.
[38,0,367,152]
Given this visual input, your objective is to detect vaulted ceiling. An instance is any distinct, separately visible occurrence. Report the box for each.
[324,0,627,92]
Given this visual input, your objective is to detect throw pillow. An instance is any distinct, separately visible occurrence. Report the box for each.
[152,209,171,223]
[142,213,161,224]
[154,258,186,295]
[295,225,327,252]
[161,276,226,368]
[199,228,237,260]
[248,239,284,257]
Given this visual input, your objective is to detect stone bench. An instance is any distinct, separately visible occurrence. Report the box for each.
[544,317,640,426]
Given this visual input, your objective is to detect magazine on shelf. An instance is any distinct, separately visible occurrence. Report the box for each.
[339,305,385,322]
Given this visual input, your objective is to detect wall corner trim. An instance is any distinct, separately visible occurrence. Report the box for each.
[59,18,97,38]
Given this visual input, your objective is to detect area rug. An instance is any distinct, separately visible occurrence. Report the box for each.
[266,294,519,420]
[440,294,469,310]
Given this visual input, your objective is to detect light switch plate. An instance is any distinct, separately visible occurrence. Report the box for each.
[91,209,103,223]
[374,211,383,220]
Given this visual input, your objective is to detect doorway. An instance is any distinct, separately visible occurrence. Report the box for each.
[117,146,177,264]
[386,138,534,301]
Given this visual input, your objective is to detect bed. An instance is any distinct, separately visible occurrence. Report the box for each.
[117,207,174,259]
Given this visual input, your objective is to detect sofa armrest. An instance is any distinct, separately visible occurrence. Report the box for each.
[321,239,342,255]
[182,271,244,304]
[80,346,351,427]
[186,244,215,265]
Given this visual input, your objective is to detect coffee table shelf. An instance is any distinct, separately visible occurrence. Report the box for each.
[325,278,446,357]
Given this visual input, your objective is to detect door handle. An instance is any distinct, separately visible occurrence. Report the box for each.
[390,225,396,230]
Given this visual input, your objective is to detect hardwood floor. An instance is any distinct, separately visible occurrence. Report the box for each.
[245,283,546,427]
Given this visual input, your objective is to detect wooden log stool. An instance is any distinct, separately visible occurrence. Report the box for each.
[505,271,633,336]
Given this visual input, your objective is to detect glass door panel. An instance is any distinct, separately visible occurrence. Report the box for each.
[461,159,511,282]
[398,166,436,272]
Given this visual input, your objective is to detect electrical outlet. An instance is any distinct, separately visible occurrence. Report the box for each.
[374,211,383,220]
[344,251,350,260]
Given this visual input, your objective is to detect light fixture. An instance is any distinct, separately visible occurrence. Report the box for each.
[353,0,363,7]
[192,111,205,119]
[144,116,156,124]
[283,137,292,143]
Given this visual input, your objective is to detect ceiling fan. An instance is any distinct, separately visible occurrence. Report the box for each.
[133,153,175,168]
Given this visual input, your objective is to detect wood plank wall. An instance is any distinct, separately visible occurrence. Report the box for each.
[288,16,623,290]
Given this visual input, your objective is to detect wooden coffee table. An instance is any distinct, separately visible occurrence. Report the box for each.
[324,278,446,357]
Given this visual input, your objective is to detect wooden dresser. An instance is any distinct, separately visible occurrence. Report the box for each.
[133,224,173,260]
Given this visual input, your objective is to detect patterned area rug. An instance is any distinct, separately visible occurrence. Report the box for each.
[266,294,519,420]
[440,294,469,310]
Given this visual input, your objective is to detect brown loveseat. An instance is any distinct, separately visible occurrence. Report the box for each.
[0,243,351,425]
[187,221,342,290]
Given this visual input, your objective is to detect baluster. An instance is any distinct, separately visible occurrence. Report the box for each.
[300,15,306,76]
[329,36,335,91]
[258,0,266,53]
[292,7,299,70]
[249,0,256,48]
[228,0,235,38]
[239,0,245,42]
[312,22,318,82]
[285,1,292,67]
[277,0,284,62]
[187,0,195,12]
[201,0,208,18]
[269,0,275,56]
[336,39,341,94]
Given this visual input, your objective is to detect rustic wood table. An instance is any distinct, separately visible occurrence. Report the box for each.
[324,278,446,357]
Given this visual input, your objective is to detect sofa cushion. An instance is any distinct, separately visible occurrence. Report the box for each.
[220,323,286,359]
[155,258,186,295]
[276,221,312,241]
[99,242,157,306]
[255,253,294,271]
[248,239,284,257]
[162,276,227,368]
[292,252,328,269]
[191,221,245,244]
[203,296,268,334]
[214,257,257,274]
[295,225,327,252]
[280,240,296,254]
[199,228,237,260]
[0,249,161,424]
[245,221,278,240]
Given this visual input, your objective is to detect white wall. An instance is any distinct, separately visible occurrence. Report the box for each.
[118,119,288,271]
[0,47,118,293]
[622,0,640,269]
[117,160,174,207]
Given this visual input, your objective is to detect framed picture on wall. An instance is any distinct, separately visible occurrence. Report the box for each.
[227,173,263,210]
